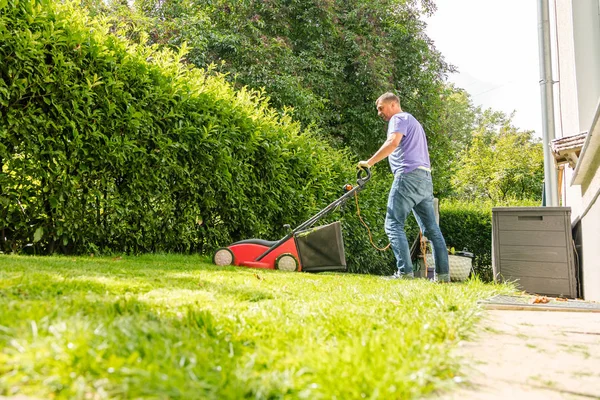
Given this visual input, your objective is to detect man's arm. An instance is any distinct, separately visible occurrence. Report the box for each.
[359,132,403,168]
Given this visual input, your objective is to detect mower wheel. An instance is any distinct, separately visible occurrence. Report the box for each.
[275,253,299,272]
[213,247,235,266]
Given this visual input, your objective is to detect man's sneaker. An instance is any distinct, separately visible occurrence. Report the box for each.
[433,273,450,283]
[386,271,414,280]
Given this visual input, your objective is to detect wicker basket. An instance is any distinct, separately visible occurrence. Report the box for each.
[449,254,473,282]
[421,251,474,281]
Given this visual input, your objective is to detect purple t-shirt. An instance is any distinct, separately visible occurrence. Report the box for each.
[387,112,431,175]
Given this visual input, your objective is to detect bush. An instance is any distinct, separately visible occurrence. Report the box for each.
[340,168,395,275]
[8,0,511,282]
[0,0,356,255]
[438,200,493,280]
[89,0,455,191]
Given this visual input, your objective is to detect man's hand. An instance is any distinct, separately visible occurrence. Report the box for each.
[357,160,371,170]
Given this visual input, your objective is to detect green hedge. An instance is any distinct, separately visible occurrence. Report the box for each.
[0,0,357,255]
[341,168,419,275]
[347,192,540,281]
[438,201,493,281]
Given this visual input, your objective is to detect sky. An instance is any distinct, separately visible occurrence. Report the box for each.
[424,0,543,137]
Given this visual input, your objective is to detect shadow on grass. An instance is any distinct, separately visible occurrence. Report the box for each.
[0,267,276,305]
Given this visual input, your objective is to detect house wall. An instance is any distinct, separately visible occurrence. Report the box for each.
[553,0,600,300]
[581,167,600,301]
[555,0,583,216]
[563,169,582,214]
[580,156,600,207]
[575,110,600,300]
[555,0,580,137]
[573,1,600,301]
[572,0,600,131]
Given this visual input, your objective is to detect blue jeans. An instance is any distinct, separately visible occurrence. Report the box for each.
[384,169,449,275]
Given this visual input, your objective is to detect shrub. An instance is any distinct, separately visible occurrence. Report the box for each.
[6,0,493,281]
[438,200,493,280]
[86,0,458,194]
[0,0,355,255]
[439,198,539,281]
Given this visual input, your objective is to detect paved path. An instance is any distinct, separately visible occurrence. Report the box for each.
[439,310,600,399]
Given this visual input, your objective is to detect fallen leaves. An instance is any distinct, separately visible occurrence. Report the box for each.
[530,296,570,304]
[531,296,550,304]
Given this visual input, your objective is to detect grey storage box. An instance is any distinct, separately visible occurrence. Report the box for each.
[492,207,578,298]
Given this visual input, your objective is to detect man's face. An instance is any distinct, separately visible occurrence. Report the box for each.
[376,100,397,121]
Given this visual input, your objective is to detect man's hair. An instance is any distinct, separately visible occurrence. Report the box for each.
[376,92,400,106]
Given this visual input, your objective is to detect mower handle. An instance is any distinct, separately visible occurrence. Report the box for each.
[256,165,372,261]
[356,167,371,187]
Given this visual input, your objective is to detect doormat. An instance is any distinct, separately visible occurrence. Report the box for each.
[478,294,600,312]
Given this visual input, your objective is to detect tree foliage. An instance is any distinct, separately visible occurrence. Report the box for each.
[424,84,476,197]
[85,0,456,190]
[452,110,544,202]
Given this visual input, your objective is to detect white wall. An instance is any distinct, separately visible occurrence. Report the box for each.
[554,0,580,138]
[581,180,600,301]
[572,0,600,132]
[580,156,600,207]
[573,1,600,301]
[555,0,583,217]
[554,0,600,300]
[563,168,583,216]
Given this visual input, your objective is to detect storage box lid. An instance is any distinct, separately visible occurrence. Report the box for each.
[492,206,571,213]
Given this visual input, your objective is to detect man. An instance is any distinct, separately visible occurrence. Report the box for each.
[358,92,449,281]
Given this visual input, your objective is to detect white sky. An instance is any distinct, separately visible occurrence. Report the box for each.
[425,0,543,137]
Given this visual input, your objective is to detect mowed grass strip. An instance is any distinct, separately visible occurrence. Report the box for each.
[0,255,513,399]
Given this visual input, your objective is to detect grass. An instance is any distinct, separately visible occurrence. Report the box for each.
[559,343,591,359]
[0,254,515,399]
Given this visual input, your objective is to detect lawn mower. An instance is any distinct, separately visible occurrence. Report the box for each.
[212,168,371,272]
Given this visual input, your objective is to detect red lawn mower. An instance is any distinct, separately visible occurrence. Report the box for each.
[212,168,371,272]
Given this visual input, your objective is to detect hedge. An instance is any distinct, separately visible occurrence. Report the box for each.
[0,0,355,255]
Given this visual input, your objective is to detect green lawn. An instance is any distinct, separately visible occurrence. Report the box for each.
[0,254,514,399]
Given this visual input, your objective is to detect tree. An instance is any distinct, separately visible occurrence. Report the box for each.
[452,110,544,202]
[87,0,453,158]
[424,84,476,197]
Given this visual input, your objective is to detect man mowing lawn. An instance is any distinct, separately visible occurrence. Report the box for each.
[358,92,449,282]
